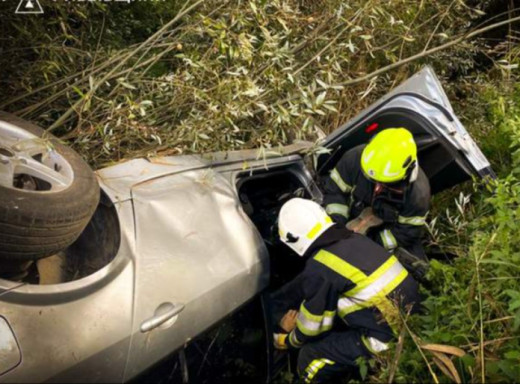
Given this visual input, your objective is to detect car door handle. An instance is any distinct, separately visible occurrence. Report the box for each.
[140,302,185,333]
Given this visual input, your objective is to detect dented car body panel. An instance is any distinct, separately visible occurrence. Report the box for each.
[122,166,270,379]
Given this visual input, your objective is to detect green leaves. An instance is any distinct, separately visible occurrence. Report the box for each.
[375,85,520,384]
[3,0,496,167]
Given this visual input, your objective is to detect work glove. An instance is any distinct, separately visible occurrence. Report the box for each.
[394,247,429,282]
[346,207,383,235]
[273,333,289,350]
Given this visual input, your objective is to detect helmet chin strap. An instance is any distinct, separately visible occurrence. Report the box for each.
[400,159,418,184]
[286,233,299,243]
[409,165,419,183]
[373,161,418,199]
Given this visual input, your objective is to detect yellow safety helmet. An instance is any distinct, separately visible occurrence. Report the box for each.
[360,128,418,183]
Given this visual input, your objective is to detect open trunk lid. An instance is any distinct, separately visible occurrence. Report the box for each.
[317,66,495,194]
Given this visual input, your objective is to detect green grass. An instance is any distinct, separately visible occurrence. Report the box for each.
[372,84,520,384]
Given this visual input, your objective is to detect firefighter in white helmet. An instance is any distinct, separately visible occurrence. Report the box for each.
[271,198,421,383]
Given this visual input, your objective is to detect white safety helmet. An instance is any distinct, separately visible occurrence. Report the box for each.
[278,198,335,256]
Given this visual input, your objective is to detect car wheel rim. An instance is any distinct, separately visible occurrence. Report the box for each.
[0,120,74,192]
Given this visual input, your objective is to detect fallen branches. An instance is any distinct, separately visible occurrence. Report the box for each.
[2,1,518,167]
[46,0,206,133]
[337,14,520,87]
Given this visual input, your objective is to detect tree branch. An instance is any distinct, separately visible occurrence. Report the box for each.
[338,14,520,87]
[46,0,206,133]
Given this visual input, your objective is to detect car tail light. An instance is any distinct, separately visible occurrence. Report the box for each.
[365,123,379,133]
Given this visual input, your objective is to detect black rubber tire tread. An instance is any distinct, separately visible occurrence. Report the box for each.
[0,220,87,237]
[0,231,80,246]
[0,236,78,252]
[0,112,100,260]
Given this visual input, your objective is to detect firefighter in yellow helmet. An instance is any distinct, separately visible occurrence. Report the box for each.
[321,128,431,263]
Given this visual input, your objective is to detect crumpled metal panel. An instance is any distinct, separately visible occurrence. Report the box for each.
[0,150,286,382]
[322,66,491,173]
[96,144,313,204]
[381,96,490,172]
[391,65,453,110]
[200,141,312,163]
[323,67,451,146]
[96,155,210,202]
[123,167,269,379]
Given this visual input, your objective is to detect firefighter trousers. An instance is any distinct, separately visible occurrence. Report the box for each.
[297,330,374,384]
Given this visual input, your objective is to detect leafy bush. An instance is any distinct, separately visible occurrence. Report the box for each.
[373,85,520,383]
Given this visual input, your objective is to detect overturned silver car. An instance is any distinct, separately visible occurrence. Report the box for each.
[0,67,494,382]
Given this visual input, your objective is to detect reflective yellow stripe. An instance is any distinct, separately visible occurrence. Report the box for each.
[315,250,407,334]
[330,168,352,193]
[314,250,366,285]
[338,301,363,316]
[342,272,408,334]
[380,229,397,250]
[337,261,408,323]
[361,335,377,354]
[378,267,408,298]
[361,335,389,354]
[304,358,335,383]
[373,267,408,328]
[297,318,333,336]
[306,222,323,240]
[398,214,427,226]
[289,330,303,348]
[346,255,399,296]
[338,266,408,315]
[300,305,336,322]
[325,203,349,219]
[297,305,335,336]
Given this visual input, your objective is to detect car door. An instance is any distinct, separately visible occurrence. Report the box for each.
[316,66,495,193]
[122,161,269,381]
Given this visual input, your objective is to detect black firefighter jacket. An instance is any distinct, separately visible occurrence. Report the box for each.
[271,226,421,350]
[321,145,431,251]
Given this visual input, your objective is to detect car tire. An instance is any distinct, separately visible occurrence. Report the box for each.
[0,112,100,261]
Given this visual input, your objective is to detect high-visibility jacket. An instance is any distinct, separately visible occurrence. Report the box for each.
[280,229,421,350]
[322,145,431,251]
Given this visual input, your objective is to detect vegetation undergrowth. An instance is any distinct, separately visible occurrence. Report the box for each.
[369,84,520,383]
[1,0,520,382]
